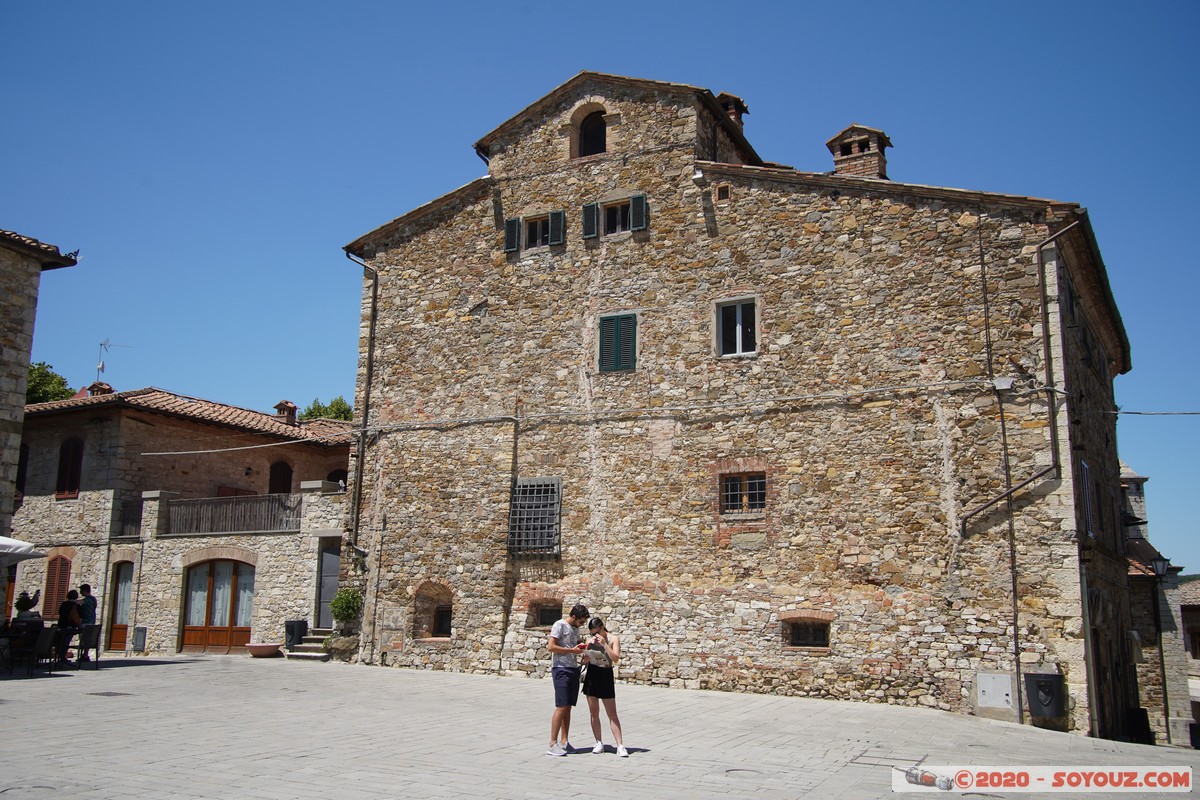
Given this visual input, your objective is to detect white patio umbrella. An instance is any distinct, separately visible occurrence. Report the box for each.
[0,536,46,616]
[0,536,46,570]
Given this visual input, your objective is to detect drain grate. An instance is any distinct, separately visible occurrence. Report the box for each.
[86,691,133,697]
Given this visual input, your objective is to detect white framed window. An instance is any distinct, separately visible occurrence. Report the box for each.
[717,298,757,356]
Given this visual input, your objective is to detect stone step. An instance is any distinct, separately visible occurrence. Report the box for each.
[284,649,329,662]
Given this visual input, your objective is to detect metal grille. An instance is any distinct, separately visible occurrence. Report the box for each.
[721,473,766,513]
[508,478,561,558]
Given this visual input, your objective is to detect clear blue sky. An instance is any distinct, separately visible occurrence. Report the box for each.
[5,2,1198,570]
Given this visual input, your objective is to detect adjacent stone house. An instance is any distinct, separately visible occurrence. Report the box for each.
[1121,462,1194,746]
[1,230,76,614]
[10,383,350,653]
[344,72,1139,737]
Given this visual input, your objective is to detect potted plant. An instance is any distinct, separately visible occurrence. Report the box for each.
[329,587,363,634]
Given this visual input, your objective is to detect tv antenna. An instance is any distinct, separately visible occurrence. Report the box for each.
[96,338,133,382]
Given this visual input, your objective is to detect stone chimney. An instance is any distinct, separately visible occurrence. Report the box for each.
[715,92,749,130]
[273,400,298,425]
[826,124,891,179]
[87,381,114,397]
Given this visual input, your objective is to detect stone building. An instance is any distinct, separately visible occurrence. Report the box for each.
[9,383,350,653]
[0,230,76,556]
[344,72,1140,737]
[1121,463,1193,746]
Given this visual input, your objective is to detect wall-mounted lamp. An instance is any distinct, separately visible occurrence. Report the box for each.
[692,168,705,185]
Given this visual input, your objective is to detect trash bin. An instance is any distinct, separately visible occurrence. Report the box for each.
[285,620,308,651]
[1024,672,1067,717]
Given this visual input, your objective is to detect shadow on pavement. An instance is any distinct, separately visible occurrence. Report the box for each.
[0,658,206,681]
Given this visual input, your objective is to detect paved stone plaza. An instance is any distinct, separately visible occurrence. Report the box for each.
[1,656,1197,799]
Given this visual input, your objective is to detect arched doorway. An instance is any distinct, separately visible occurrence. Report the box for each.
[108,561,134,650]
[182,560,255,653]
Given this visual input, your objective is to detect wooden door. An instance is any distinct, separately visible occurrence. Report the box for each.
[181,560,254,653]
[108,562,133,650]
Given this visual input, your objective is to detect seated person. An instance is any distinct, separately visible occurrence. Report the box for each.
[57,589,82,663]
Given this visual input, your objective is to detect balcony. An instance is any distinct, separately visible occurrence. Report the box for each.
[165,493,302,536]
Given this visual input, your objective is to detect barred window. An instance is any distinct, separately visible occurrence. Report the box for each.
[508,478,562,557]
[721,472,766,514]
[785,620,830,648]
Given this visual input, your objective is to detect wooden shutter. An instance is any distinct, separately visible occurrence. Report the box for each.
[504,218,520,252]
[617,314,636,370]
[56,438,83,498]
[599,314,636,372]
[582,203,598,239]
[630,194,648,231]
[44,555,72,616]
[548,211,565,246]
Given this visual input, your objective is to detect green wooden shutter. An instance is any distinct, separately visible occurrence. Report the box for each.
[599,314,636,372]
[630,194,648,231]
[504,218,520,252]
[616,314,637,370]
[548,211,565,246]
[582,203,598,239]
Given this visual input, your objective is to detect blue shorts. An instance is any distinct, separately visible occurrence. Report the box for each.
[552,666,581,708]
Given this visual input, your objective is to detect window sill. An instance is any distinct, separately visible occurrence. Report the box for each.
[718,351,758,360]
[55,492,80,501]
[783,646,831,655]
[414,637,453,646]
[719,512,766,522]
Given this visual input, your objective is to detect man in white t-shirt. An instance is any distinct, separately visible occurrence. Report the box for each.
[546,603,590,756]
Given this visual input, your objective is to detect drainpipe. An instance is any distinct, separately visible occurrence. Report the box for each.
[958,216,1082,727]
[343,249,379,550]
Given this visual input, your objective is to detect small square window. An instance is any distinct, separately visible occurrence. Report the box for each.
[721,472,766,514]
[526,217,550,248]
[717,299,756,356]
[531,604,561,627]
[605,202,631,235]
[785,620,830,648]
[715,185,731,202]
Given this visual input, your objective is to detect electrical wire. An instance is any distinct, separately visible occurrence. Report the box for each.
[140,377,988,457]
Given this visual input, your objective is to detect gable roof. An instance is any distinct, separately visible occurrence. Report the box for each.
[0,230,78,270]
[26,387,352,446]
[472,71,763,166]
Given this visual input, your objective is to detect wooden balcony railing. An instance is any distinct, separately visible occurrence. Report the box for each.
[165,493,302,535]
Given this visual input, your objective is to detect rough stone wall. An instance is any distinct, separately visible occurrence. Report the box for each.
[1133,575,1192,745]
[353,81,1126,729]
[0,247,41,539]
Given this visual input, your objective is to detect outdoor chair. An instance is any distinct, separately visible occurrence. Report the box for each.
[11,627,57,676]
[5,621,44,675]
[74,624,101,669]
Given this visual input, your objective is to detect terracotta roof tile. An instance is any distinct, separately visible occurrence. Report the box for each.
[27,387,352,446]
[1180,580,1200,606]
[0,229,78,268]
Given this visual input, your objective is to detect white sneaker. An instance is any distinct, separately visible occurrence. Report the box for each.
[546,743,567,757]
[592,741,604,754]
[617,746,629,758]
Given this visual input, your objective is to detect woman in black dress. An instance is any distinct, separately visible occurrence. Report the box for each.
[582,617,627,757]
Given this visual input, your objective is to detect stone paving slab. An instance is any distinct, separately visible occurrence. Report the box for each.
[1,655,1197,799]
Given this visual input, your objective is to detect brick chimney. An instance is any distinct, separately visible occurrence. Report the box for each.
[715,92,749,130]
[273,400,298,425]
[826,124,891,179]
[87,381,114,397]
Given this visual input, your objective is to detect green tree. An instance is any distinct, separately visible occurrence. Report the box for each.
[299,395,353,421]
[26,361,75,404]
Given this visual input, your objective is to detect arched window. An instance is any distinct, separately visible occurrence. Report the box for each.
[578,111,606,157]
[268,461,293,494]
[413,582,453,639]
[56,437,84,498]
[44,555,72,615]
